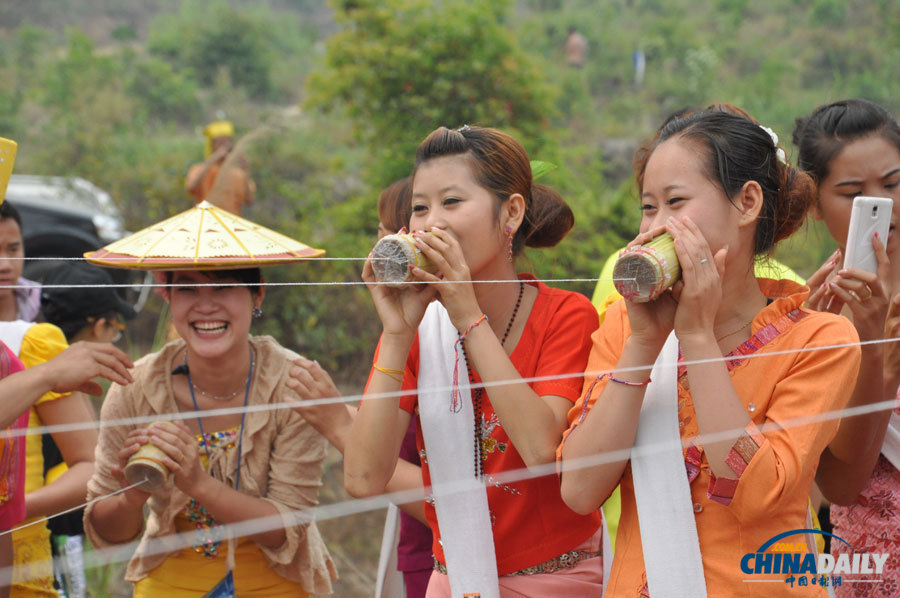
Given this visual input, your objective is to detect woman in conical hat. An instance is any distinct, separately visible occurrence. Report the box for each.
[83,202,337,597]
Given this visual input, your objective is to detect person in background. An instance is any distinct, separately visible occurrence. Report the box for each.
[377,177,432,598]
[285,176,432,598]
[0,140,132,598]
[794,98,900,597]
[185,120,255,216]
[38,262,136,598]
[0,215,107,597]
[564,27,588,68]
[0,203,40,323]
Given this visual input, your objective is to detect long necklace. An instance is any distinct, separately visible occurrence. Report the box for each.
[182,346,253,558]
[460,280,524,479]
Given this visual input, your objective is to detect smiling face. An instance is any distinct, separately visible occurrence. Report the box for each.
[640,137,753,261]
[168,271,263,359]
[0,218,24,300]
[813,134,900,254]
[409,155,509,277]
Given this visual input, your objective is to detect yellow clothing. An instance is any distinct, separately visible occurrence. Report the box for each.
[12,324,68,597]
[134,425,308,597]
[133,517,309,597]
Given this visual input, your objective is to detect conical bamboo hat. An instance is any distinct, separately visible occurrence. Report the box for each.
[85,201,324,270]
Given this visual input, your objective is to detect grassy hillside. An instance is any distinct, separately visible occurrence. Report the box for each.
[1,1,897,595]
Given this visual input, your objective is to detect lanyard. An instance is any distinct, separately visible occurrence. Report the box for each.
[184,347,253,492]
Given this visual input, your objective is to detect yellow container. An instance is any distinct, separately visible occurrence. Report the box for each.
[613,232,681,302]
[371,233,437,287]
[0,138,17,203]
[124,422,175,491]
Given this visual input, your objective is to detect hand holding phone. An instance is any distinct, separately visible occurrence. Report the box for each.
[0,138,16,203]
[843,196,893,274]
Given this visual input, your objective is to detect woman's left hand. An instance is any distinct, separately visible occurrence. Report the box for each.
[147,422,207,496]
[668,216,728,342]
[411,227,483,331]
[286,357,353,452]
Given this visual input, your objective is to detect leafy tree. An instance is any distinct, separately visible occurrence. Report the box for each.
[148,1,274,100]
[306,0,558,187]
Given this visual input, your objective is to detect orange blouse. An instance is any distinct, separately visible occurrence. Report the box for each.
[564,279,861,597]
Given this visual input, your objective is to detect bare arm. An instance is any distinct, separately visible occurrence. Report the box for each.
[286,359,426,523]
[816,346,894,504]
[27,393,98,518]
[561,337,659,515]
[344,334,413,498]
[0,342,132,428]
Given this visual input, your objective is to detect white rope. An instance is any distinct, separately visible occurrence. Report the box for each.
[1,391,897,586]
[0,477,148,537]
[8,335,899,440]
[1,277,628,289]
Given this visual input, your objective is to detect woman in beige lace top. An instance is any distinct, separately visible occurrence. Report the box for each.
[83,268,337,597]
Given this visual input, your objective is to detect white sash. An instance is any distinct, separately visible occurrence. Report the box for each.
[631,332,707,598]
[374,504,404,598]
[417,302,500,598]
[0,320,36,357]
[881,412,900,472]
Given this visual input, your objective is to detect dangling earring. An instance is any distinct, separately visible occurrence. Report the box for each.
[505,225,514,262]
[252,306,263,319]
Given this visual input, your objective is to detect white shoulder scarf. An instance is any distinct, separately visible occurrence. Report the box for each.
[631,332,708,598]
[417,302,500,598]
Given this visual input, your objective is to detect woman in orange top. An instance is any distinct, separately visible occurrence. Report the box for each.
[345,125,603,596]
[560,110,862,596]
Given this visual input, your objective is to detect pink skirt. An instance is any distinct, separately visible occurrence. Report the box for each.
[425,526,603,597]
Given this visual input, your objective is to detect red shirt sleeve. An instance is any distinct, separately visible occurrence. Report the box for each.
[530,290,600,401]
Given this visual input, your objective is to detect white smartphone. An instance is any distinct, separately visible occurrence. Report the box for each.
[843,196,893,274]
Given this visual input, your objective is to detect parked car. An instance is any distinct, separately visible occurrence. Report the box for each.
[4,175,150,311]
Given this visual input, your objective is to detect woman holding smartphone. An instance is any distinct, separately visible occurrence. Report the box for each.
[794,98,900,596]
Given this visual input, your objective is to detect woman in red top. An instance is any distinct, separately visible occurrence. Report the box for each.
[345,125,603,597]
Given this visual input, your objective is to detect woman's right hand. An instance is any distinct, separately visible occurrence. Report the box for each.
[111,428,154,508]
[814,236,891,342]
[622,225,678,349]
[362,244,437,338]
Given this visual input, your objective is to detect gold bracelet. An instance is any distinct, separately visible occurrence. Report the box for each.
[373,364,404,383]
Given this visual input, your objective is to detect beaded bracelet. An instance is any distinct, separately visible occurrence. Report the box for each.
[373,364,404,383]
[450,314,489,412]
[576,372,652,424]
[605,373,652,387]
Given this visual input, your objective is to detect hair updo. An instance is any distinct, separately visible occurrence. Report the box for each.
[792,98,900,185]
[636,110,816,255]
[413,126,573,255]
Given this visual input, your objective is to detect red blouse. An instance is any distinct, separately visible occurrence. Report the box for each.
[392,275,603,575]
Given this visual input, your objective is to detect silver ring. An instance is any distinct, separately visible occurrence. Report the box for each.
[699,258,708,264]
